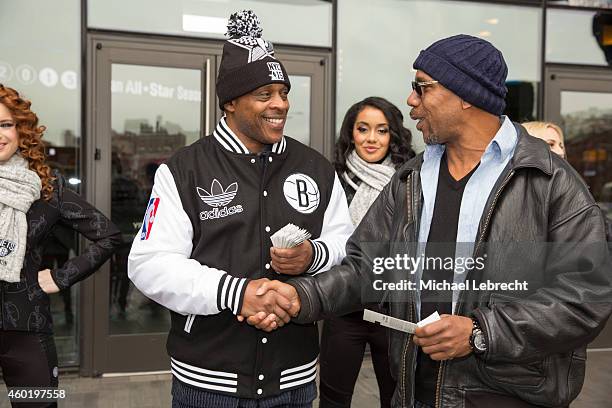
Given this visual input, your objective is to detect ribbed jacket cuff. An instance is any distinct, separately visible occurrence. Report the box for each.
[216,274,250,315]
[306,240,329,274]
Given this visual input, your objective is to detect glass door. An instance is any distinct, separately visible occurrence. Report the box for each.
[545,65,612,349]
[88,36,216,372]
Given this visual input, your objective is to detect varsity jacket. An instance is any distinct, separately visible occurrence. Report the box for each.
[128,117,353,399]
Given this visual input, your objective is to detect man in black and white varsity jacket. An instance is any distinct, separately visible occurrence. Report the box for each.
[127,10,353,408]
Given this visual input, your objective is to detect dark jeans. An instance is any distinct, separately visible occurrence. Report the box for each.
[0,331,59,408]
[319,313,396,408]
[414,401,434,408]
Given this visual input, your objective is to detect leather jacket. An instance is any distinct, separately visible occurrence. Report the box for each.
[291,124,612,407]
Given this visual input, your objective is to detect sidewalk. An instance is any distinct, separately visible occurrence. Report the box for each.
[1,351,610,407]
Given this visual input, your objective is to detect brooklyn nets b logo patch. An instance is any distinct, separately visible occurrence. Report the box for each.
[0,239,16,257]
[283,174,320,214]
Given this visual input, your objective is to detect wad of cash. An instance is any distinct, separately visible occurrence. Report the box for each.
[270,223,312,249]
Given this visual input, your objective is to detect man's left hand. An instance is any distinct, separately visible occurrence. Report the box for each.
[413,315,473,361]
[270,241,313,275]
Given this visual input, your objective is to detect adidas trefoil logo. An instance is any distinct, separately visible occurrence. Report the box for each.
[197,179,238,207]
[196,179,243,220]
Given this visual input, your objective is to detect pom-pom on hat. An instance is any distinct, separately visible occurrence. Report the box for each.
[216,10,291,110]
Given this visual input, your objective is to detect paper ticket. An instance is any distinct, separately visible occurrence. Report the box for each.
[363,309,441,333]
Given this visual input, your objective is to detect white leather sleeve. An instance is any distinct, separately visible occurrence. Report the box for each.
[127,164,248,316]
[307,173,354,275]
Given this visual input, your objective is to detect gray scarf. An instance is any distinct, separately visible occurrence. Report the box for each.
[343,150,395,226]
[0,154,41,282]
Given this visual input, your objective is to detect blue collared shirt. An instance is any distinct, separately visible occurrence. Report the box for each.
[416,116,518,317]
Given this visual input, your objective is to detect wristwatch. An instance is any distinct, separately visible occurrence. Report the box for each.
[469,317,487,355]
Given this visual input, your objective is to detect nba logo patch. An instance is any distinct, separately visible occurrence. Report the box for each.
[283,174,320,214]
[141,197,160,240]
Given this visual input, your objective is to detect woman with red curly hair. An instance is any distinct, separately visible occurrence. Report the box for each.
[0,84,121,406]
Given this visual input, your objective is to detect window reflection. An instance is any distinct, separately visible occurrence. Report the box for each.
[42,142,80,365]
[561,91,612,227]
[109,64,201,334]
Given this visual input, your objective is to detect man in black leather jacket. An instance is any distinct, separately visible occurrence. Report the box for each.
[250,35,612,408]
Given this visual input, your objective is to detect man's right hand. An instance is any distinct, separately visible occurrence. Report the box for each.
[238,278,300,331]
[245,280,301,331]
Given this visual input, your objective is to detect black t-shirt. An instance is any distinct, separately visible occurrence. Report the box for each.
[415,152,478,406]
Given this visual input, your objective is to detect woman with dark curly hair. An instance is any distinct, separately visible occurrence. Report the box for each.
[319,96,415,408]
[0,84,120,407]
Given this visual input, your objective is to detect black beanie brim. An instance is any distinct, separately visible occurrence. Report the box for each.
[217,57,291,110]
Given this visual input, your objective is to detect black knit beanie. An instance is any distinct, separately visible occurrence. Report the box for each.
[216,10,291,110]
[413,34,508,116]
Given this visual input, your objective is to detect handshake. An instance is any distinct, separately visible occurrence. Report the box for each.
[237,279,302,332]
[235,241,312,331]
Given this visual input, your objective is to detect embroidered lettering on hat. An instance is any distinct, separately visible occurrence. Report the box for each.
[267,62,285,81]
